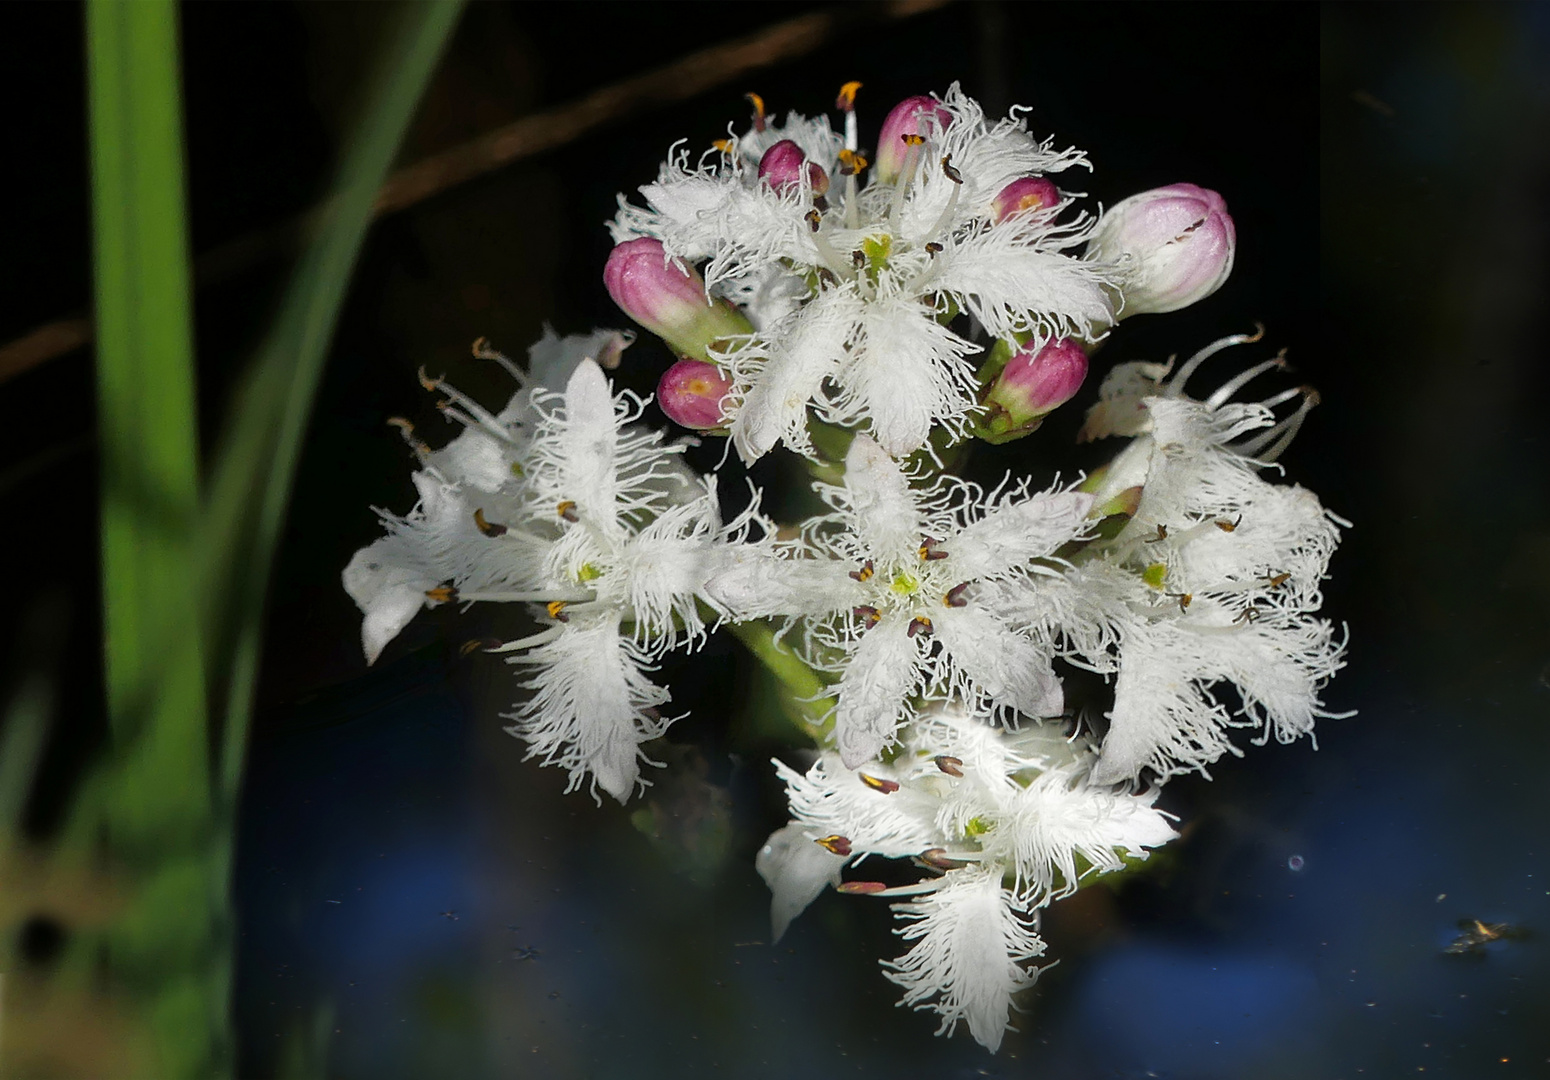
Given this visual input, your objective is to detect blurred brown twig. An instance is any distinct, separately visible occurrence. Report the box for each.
[0,0,949,388]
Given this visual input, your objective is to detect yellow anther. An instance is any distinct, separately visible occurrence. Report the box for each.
[815,834,852,856]
[744,92,767,131]
[907,616,933,638]
[837,148,869,176]
[557,500,578,522]
[417,366,441,391]
[474,508,507,538]
[545,601,568,620]
[425,585,457,604]
[849,559,874,583]
[1265,571,1291,589]
[900,133,926,147]
[712,137,736,155]
[858,773,900,794]
[835,81,862,112]
[387,416,415,434]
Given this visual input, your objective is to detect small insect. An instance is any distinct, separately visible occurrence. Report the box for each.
[1443,918,1525,956]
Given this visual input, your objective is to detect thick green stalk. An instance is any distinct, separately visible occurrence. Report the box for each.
[728,620,836,742]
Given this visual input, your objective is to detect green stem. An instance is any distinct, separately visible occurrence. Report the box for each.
[727,620,836,743]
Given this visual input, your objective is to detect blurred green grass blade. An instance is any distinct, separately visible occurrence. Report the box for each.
[203,1,464,799]
[87,0,204,744]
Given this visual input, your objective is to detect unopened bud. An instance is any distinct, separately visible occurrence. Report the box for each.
[875,95,952,184]
[657,359,733,431]
[978,337,1088,443]
[757,139,830,196]
[1087,183,1235,316]
[603,237,753,361]
[992,176,1060,224]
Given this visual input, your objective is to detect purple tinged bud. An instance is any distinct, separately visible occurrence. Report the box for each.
[875,95,952,184]
[979,338,1088,443]
[603,237,753,362]
[758,139,830,196]
[657,359,733,431]
[1087,183,1236,316]
[992,176,1061,224]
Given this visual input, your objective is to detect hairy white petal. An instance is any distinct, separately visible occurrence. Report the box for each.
[834,613,922,768]
[505,619,671,804]
[980,764,1177,902]
[934,605,1063,719]
[882,867,1046,1053]
[944,490,1094,580]
[775,754,941,858]
[839,434,925,568]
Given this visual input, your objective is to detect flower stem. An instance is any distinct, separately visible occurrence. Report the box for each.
[727,620,836,743]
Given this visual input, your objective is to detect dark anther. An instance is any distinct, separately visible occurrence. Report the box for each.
[934,755,964,777]
[944,582,970,608]
[474,508,508,537]
[941,156,963,184]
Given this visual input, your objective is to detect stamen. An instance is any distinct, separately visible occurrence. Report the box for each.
[934,755,964,777]
[836,149,868,177]
[918,537,947,561]
[1215,516,1241,532]
[916,848,969,871]
[853,605,881,628]
[926,155,965,238]
[1167,591,1193,613]
[837,881,888,895]
[836,81,862,155]
[1263,571,1291,589]
[887,134,928,231]
[1145,524,1169,544]
[745,91,767,133]
[1203,352,1288,409]
[849,559,874,582]
[1233,606,1260,625]
[851,249,866,270]
[859,772,901,794]
[471,336,526,382]
[484,626,565,654]
[1238,387,1319,462]
[712,137,735,156]
[815,834,853,856]
[545,601,569,622]
[924,242,942,257]
[417,366,441,392]
[473,508,508,537]
[458,638,496,657]
[805,208,822,232]
[1165,323,1265,396]
[387,416,430,456]
[907,616,934,638]
[425,585,458,604]
[944,582,970,608]
[803,209,851,277]
[557,500,579,522]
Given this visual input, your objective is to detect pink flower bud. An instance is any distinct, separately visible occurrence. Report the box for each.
[604,238,753,361]
[979,338,1088,443]
[657,359,733,431]
[874,95,953,184]
[991,176,1061,224]
[1087,183,1236,316]
[758,139,830,196]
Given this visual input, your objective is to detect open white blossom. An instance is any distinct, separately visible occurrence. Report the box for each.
[993,332,1347,784]
[707,433,1093,767]
[762,706,1174,1050]
[611,84,1114,461]
[344,336,760,803]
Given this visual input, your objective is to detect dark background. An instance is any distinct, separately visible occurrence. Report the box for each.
[2,2,1547,1077]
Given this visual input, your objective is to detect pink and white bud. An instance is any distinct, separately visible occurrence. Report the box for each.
[603,237,752,362]
[874,95,953,184]
[657,359,733,431]
[1087,183,1236,316]
[992,176,1061,224]
[758,139,830,196]
[979,337,1088,443]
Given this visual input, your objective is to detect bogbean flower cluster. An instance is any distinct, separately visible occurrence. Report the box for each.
[344,84,1345,1053]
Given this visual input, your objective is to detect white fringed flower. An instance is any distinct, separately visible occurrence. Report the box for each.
[610,84,1114,462]
[707,433,1093,767]
[344,334,761,804]
[994,331,1347,784]
[881,866,1046,1053]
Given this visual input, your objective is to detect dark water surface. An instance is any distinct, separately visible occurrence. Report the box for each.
[55,2,1533,1077]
